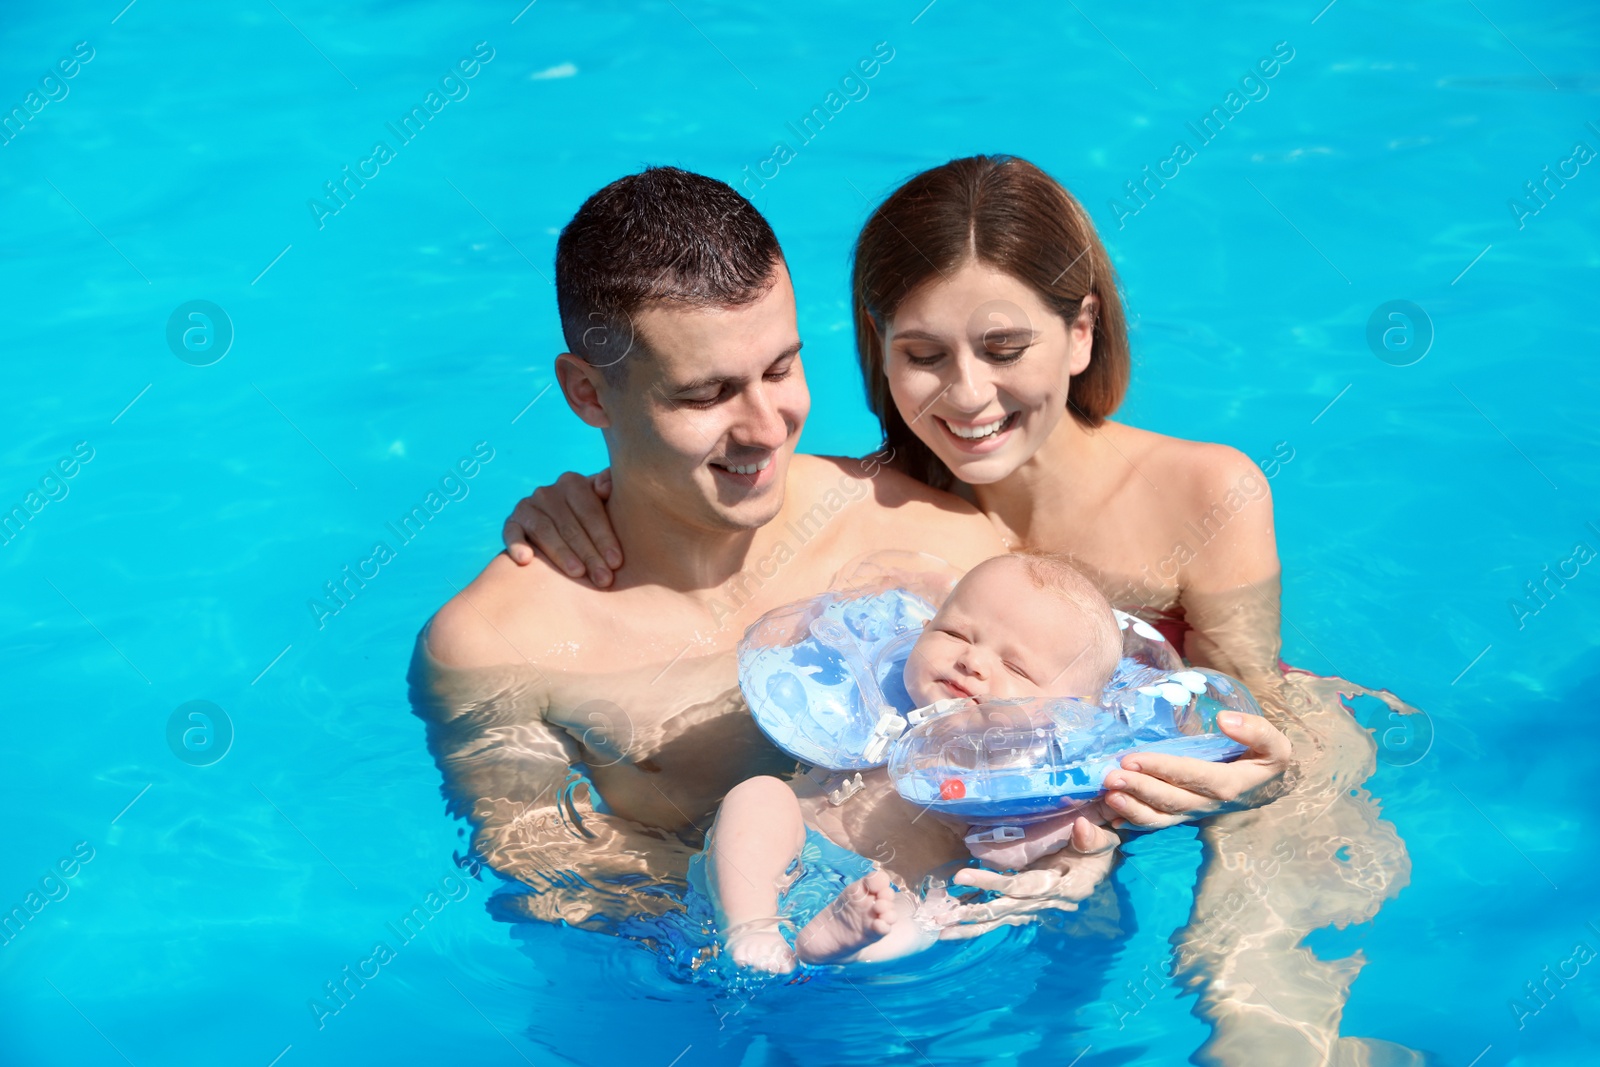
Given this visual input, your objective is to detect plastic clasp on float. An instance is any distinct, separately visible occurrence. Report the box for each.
[906,698,967,726]
[861,709,908,764]
[807,767,866,806]
[964,825,1025,845]
[827,773,865,805]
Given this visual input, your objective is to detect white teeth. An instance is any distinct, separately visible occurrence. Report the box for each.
[721,456,772,475]
[946,415,1009,440]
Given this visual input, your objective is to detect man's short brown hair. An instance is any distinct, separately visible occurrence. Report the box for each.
[555,167,784,382]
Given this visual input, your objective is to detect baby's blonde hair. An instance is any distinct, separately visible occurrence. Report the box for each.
[1007,552,1122,694]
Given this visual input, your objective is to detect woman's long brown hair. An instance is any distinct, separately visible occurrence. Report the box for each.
[851,155,1131,490]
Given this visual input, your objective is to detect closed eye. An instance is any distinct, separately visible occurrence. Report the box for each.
[764,354,797,382]
[1004,661,1033,681]
[676,387,727,409]
[983,345,1031,365]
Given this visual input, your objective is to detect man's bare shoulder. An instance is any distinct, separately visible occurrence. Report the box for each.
[425,551,581,670]
[796,454,1007,568]
[793,453,975,514]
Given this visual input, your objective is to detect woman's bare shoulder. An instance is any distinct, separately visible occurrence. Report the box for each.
[1104,423,1279,587]
[1103,422,1264,504]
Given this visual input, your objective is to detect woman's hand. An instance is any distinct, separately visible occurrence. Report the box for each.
[1100,711,1292,829]
[501,470,622,586]
[962,806,1106,871]
[930,817,1119,940]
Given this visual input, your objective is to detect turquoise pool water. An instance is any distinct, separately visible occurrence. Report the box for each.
[3,1,1598,1064]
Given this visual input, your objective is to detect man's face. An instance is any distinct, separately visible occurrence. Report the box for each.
[602,264,809,533]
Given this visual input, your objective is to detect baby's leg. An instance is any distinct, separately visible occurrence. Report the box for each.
[708,775,808,973]
[795,871,935,965]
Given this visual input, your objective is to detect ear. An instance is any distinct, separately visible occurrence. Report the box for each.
[1066,293,1097,377]
[555,353,611,429]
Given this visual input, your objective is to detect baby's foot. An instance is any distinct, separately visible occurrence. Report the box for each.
[724,924,797,974]
[794,870,898,964]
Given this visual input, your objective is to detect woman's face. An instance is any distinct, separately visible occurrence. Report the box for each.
[883,261,1096,485]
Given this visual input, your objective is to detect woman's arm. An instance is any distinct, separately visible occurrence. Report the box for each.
[1101,446,1295,828]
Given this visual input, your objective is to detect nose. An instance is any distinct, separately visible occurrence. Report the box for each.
[942,351,993,414]
[953,645,990,682]
[730,378,793,453]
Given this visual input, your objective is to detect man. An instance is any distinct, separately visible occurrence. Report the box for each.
[414,167,1108,932]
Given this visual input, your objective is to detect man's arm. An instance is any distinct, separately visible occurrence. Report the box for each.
[412,595,697,929]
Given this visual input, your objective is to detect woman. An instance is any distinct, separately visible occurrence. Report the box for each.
[506,157,1414,1064]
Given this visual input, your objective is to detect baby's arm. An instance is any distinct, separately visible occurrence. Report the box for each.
[707,776,809,973]
[963,799,1120,871]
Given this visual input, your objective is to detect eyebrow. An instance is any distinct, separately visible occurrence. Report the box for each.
[669,342,802,394]
[889,329,944,343]
[891,328,1039,344]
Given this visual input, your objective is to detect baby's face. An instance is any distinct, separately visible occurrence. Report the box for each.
[903,559,1106,706]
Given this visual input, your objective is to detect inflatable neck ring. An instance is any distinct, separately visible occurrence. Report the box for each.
[737,586,1263,822]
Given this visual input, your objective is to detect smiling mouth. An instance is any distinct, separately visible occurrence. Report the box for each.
[937,411,1018,442]
[708,454,776,487]
[936,677,975,698]
[711,456,772,476]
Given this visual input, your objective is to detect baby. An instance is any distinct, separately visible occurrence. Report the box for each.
[706,552,1124,972]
